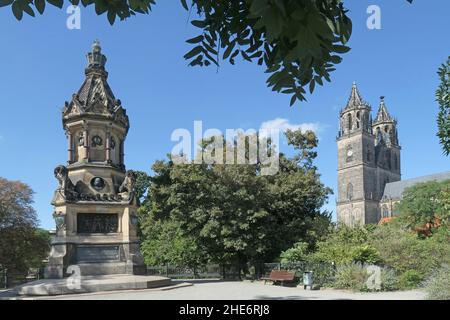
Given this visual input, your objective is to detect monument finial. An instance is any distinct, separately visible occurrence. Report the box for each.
[86,39,107,70]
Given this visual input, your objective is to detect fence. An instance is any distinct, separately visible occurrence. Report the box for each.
[146,262,336,285]
[0,268,44,289]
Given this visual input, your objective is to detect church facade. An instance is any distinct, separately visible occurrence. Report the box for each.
[336,83,401,226]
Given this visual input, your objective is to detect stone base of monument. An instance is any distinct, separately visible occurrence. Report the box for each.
[15,274,171,296]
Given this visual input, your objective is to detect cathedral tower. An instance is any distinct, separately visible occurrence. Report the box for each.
[46,41,146,278]
[336,83,401,226]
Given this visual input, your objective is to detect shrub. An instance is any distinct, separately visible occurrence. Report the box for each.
[333,264,369,291]
[425,265,450,300]
[351,245,382,265]
[280,242,309,263]
[380,268,399,291]
[398,270,425,289]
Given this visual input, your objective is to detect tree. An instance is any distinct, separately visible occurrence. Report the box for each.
[0,0,413,104]
[436,57,450,156]
[0,177,50,273]
[139,129,332,271]
[396,180,450,230]
[131,170,151,203]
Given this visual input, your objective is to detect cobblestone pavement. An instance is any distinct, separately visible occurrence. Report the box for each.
[35,280,426,300]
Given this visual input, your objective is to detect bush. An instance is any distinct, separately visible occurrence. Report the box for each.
[425,265,450,300]
[333,264,369,291]
[351,245,382,265]
[280,242,309,263]
[398,270,425,289]
[380,268,399,291]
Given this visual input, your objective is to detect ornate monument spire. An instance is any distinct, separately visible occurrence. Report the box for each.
[86,39,107,70]
[62,40,129,132]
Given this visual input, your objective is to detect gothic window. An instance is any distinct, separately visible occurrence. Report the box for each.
[394,154,398,170]
[382,205,389,218]
[366,145,372,162]
[347,113,352,131]
[347,183,354,201]
[376,127,382,144]
[356,112,361,129]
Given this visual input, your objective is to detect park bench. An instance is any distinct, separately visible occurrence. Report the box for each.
[261,270,296,286]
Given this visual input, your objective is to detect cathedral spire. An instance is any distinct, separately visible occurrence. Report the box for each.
[374,96,394,123]
[344,81,369,111]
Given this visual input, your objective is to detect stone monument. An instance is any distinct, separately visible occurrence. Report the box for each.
[45,40,146,278]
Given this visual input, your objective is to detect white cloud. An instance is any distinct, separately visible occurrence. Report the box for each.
[259,118,323,136]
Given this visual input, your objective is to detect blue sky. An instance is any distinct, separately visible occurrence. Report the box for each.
[0,1,449,229]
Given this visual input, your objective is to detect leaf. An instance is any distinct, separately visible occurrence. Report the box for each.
[0,0,14,8]
[186,35,203,44]
[290,95,297,106]
[180,0,188,11]
[309,79,315,94]
[35,0,45,14]
[107,9,116,25]
[191,20,206,28]
[184,46,203,60]
[22,2,35,17]
[333,45,351,54]
[11,1,23,20]
[249,0,268,16]
[222,41,235,60]
[46,0,63,9]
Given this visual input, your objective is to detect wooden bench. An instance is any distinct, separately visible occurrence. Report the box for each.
[261,270,296,286]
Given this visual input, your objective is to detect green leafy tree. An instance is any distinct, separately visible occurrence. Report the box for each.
[396,180,450,229]
[0,1,414,104]
[0,177,50,273]
[131,170,151,203]
[436,57,450,156]
[139,129,332,271]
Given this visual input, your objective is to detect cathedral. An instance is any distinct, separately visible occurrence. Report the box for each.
[336,83,401,226]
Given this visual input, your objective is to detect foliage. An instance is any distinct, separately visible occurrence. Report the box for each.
[370,222,450,277]
[332,263,368,291]
[279,242,309,263]
[397,269,424,290]
[436,57,450,156]
[425,264,450,300]
[396,180,450,230]
[0,178,50,273]
[380,268,399,292]
[139,129,332,269]
[131,170,151,203]
[311,224,371,265]
[350,245,381,265]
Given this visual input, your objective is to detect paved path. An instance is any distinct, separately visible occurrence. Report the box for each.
[35,280,426,300]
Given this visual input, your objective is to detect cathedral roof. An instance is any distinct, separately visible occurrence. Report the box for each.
[374,96,394,123]
[343,82,370,111]
[62,41,129,130]
[382,171,450,200]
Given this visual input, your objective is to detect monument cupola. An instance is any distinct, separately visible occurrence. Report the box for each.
[62,40,129,170]
[338,82,372,137]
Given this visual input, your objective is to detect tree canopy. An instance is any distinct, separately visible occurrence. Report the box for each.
[0,0,412,105]
[0,177,50,272]
[436,57,450,156]
[139,129,332,268]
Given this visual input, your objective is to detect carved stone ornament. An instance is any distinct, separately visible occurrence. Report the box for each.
[118,170,136,201]
[90,177,105,191]
[91,135,103,147]
[54,165,78,202]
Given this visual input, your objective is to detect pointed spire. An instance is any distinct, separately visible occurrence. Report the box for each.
[374,96,394,123]
[344,81,369,111]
